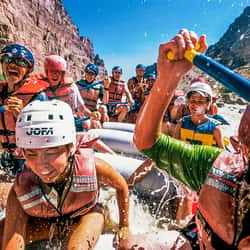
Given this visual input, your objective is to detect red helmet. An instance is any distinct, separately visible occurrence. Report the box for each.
[44,55,67,71]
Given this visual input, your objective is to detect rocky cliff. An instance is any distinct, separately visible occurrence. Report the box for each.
[145,7,249,104]
[0,0,104,80]
[178,7,250,104]
[206,6,250,69]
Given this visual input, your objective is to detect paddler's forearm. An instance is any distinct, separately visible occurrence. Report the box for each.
[117,188,129,228]
[96,158,129,228]
[134,72,183,151]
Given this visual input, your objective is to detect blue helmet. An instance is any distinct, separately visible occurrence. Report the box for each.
[85,63,99,75]
[136,64,145,69]
[145,73,156,79]
[112,66,123,73]
[0,44,34,72]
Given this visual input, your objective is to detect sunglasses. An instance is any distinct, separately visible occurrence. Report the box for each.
[1,55,29,67]
[113,71,122,74]
[86,71,97,76]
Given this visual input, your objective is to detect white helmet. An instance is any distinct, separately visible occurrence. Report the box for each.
[186,81,213,100]
[16,100,76,149]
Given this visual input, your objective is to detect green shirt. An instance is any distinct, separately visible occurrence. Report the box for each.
[142,134,223,192]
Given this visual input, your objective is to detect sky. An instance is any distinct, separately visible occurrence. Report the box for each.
[62,0,249,81]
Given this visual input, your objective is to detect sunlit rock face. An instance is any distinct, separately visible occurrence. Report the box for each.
[206,6,250,70]
[0,0,105,80]
[170,7,249,104]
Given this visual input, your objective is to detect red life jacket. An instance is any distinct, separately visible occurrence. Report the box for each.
[76,79,102,112]
[42,74,74,105]
[196,151,249,249]
[14,148,98,218]
[108,77,125,103]
[0,78,48,153]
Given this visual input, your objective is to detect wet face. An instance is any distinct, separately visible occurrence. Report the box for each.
[146,78,155,89]
[1,55,30,86]
[112,70,122,80]
[238,105,250,150]
[23,145,71,183]
[47,70,64,87]
[188,93,210,116]
[85,72,96,83]
[136,68,145,77]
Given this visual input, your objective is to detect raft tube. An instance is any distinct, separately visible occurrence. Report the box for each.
[95,152,143,179]
[89,129,143,158]
[102,122,135,133]
[96,153,186,220]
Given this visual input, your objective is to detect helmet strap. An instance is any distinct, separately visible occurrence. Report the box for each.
[54,154,74,185]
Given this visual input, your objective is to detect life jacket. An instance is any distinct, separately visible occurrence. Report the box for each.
[0,78,48,153]
[76,79,103,112]
[108,77,125,103]
[43,74,74,105]
[14,148,98,218]
[180,115,219,146]
[196,151,249,249]
[128,77,144,102]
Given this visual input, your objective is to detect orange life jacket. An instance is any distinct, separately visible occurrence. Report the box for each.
[42,74,74,105]
[14,148,98,218]
[0,78,48,153]
[197,151,249,249]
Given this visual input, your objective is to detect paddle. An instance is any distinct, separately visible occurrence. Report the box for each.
[0,105,6,113]
[75,116,90,124]
[105,101,128,105]
[78,80,104,91]
[167,47,250,102]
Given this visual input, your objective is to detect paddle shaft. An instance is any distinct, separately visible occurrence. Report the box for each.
[107,101,128,105]
[78,81,103,91]
[167,49,250,102]
[0,105,6,113]
[193,53,250,102]
[75,116,90,124]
